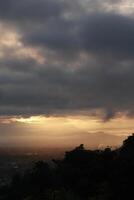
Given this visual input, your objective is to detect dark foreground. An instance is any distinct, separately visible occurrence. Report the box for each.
[0,134,134,200]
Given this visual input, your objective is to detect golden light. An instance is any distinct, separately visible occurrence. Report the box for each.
[0,115,133,148]
[10,115,134,137]
[12,116,44,124]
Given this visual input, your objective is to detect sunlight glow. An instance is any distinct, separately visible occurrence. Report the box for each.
[0,115,133,148]
[10,115,134,136]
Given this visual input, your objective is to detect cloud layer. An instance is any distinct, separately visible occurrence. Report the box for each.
[0,0,134,119]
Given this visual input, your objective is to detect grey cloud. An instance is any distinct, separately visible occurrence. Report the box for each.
[0,0,134,59]
[22,13,134,60]
[0,59,134,119]
[79,13,134,58]
[0,0,134,119]
[0,0,65,22]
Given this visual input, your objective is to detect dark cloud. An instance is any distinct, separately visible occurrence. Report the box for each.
[80,13,134,58]
[0,0,133,119]
[19,12,134,61]
[0,0,65,22]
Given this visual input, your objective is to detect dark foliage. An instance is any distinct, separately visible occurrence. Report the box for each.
[1,134,134,199]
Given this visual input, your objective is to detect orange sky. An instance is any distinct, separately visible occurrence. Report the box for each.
[0,115,132,148]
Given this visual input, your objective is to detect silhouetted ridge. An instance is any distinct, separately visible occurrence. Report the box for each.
[1,134,134,199]
[120,133,134,156]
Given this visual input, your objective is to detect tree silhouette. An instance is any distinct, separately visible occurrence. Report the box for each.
[1,134,134,199]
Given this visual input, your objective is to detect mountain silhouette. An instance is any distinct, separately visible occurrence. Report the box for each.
[0,134,134,199]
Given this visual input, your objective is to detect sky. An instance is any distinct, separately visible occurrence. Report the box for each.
[0,0,134,148]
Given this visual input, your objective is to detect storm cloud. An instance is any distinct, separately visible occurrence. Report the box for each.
[0,0,134,119]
